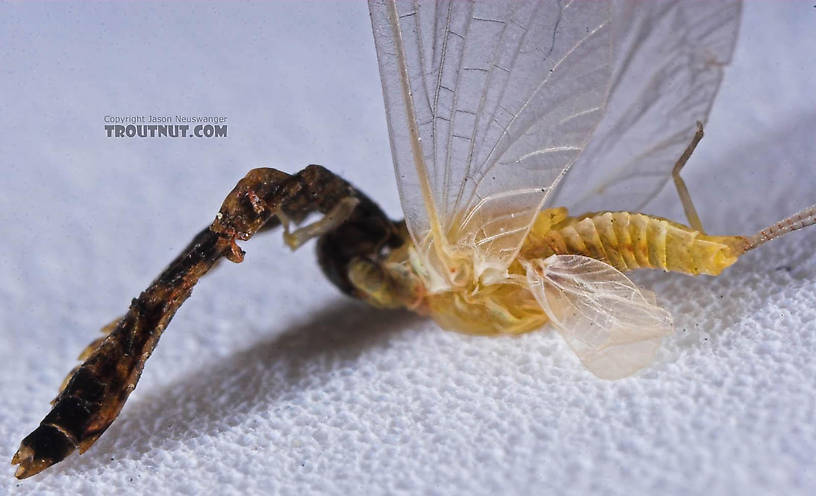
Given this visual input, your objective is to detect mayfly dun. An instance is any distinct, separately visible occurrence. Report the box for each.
[12,0,816,479]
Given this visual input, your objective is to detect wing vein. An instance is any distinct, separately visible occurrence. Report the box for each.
[474,18,608,191]
[442,2,478,221]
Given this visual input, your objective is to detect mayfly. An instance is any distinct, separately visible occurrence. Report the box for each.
[12,0,816,479]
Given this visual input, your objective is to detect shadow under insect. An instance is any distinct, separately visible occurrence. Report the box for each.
[52,300,420,473]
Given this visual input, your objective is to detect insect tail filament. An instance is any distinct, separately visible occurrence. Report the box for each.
[746,203,816,250]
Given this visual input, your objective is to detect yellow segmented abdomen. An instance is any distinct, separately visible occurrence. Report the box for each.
[523,209,749,276]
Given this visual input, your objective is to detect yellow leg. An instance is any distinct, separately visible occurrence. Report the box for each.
[672,121,705,233]
[282,197,360,250]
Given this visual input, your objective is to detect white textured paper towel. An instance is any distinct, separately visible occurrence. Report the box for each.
[1,2,815,495]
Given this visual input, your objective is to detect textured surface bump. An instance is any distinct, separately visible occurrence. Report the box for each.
[1,2,815,495]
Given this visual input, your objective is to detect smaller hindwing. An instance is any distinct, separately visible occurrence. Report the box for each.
[523,254,673,379]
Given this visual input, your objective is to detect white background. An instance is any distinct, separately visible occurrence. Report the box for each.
[1,2,815,495]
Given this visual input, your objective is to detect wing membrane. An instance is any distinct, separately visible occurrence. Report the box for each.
[369,0,612,287]
[524,255,674,379]
[552,0,742,213]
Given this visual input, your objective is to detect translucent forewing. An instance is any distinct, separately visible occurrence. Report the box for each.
[524,255,673,379]
[369,0,612,290]
[552,0,742,213]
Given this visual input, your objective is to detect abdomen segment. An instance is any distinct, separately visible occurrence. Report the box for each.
[523,209,749,276]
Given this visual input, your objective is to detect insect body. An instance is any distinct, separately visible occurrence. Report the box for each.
[351,195,813,380]
[12,0,816,479]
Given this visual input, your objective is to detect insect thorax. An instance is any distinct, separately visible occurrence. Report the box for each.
[346,227,549,335]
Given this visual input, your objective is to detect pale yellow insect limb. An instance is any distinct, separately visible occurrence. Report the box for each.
[523,255,673,380]
[282,197,360,251]
[347,256,425,312]
[672,121,705,233]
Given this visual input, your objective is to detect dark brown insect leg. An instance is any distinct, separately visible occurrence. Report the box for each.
[12,165,401,478]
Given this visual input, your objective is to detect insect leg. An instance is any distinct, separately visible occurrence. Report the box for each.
[50,317,124,408]
[76,317,122,362]
[12,164,399,478]
[672,121,705,233]
[345,255,425,311]
[282,197,361,251]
